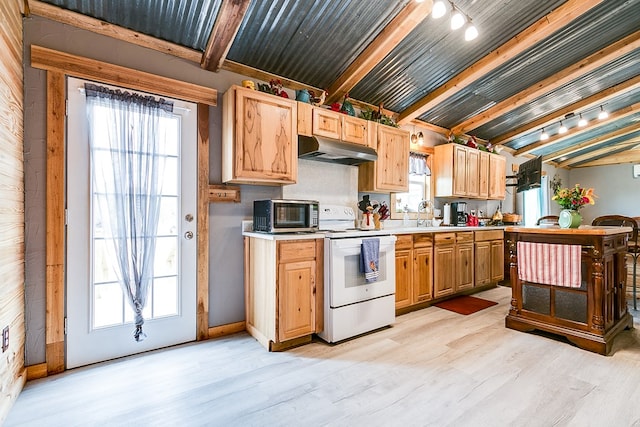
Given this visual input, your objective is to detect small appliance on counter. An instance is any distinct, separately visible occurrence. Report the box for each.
[443,203,451,225]
[450,202,468,226]
[252,199,319,233]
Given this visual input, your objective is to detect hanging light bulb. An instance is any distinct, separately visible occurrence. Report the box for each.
[558,121,568,134]
[540,128,549,141]
[464,20,478,41]
[432,0,446,19]
[417,132,425,146]
[450,5,465,30]
[598,105,608,120]
[578,114,587,127]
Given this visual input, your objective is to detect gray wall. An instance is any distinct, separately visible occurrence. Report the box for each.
[23,15,280,364]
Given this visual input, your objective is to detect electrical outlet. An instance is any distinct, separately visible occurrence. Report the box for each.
[2,326,8,352]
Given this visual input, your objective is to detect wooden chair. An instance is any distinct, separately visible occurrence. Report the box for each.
[591,215,639,310]
[536,215,559,226]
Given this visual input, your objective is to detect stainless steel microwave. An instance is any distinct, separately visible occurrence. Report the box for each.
[253,199,319,233]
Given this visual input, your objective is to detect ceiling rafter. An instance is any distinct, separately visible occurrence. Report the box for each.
[492,74,640,146]
[544,122,640,164]
[396,0,604,126]
[576,147,640,167]
[554,138,640,168]
[515,101,640,156]
[201,0,251,72]
[325,0,434,105]
[452,30,640,135]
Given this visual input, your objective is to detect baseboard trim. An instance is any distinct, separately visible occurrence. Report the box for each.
[208,321,246,339]
[26,363,48,381]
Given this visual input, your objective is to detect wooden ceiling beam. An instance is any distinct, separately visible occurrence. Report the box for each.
[325,0,434,105]
[575,147,640,167]
[28,0,202,62]
[201,0,251,72]
[452,29,640,135]
[491,74,640,146]
[514,101,640,156]
[397,0,604,126]
[554,138,640,168]
[542,123,640,164]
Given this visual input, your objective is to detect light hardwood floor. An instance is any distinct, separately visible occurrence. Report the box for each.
[6,286,640,427]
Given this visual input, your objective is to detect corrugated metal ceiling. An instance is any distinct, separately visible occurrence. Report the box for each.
[36,0,640,168]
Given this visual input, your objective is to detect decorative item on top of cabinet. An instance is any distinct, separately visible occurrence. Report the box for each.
[358,125,410,192]
[208,184,240,203]
[222,85,297,185]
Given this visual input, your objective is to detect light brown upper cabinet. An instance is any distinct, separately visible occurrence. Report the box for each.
[222,85,297,185]
[359,125,410,192]
[433,143,505,200]
[297,103,371,147]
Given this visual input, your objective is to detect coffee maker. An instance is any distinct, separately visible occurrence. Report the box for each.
[450,202,468,226]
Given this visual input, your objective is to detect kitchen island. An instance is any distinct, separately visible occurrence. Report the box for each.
[504,226,634,355]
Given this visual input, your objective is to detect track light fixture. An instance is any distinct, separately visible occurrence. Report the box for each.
[429,0,478,41]
[558,121,568,134]
[578,114,587,127]
[540,128,549,141]
[598,105,608,120]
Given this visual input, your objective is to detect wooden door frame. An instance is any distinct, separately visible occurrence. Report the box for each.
[32,45,216,374]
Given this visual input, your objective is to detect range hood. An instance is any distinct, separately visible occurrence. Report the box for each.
[298,135,377,165]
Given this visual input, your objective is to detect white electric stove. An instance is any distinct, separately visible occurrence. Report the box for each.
[317,204,396,343]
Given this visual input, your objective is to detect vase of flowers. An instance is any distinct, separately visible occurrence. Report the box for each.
[552,184,597,228]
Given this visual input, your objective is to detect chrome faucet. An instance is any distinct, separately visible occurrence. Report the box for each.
[417,200,433,227]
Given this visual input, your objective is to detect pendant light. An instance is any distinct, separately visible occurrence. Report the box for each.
[464,20,478,41]
[558,121,568,134]
[540,128,549,141]
[417,132,425,146]
[578,114,588,127]
[450,5,466,30]
[432,0,447,19]
[598,105,608,120]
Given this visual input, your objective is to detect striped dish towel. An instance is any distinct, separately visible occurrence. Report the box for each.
[360,238,380,283]
[517,241,582,288]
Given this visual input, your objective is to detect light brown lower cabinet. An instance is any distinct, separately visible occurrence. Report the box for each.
[475,230,505,286]
[244,237,323,351]
[395,234,434,310]
[434,233,456,299]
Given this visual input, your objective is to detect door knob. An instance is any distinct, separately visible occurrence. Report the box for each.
[184,231,194,240]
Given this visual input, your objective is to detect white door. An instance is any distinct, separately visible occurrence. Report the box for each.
[66,77,197,368]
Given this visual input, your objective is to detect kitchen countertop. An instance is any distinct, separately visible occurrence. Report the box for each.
[242,225,506,240]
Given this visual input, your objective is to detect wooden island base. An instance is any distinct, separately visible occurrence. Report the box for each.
[506,312,633,355]
[505,225,635,356]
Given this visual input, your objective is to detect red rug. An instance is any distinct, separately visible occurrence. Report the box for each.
[434,295,498,315]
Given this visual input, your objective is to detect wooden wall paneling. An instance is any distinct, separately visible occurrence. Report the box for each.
[45,71,66,375]
[197,103,210,341]
[0,0,26,423]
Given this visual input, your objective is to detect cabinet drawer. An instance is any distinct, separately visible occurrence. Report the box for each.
[475,230,504,242]
[456,232,474,243]
[413,233,433,247]
[278,240,317,262]
[395,234,413,250]
[435,233,456,244]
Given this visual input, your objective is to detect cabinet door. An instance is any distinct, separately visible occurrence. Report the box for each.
[456,243,474,291]
[489,154,506,199]
[278,260,315,342]
[231,87,297,184]
[312,108,341,139]
[453,145,467,196]
[434,244,455,298]
[479,151,490,198]
[475,241,491,286]
[466,148,480,197]
[375,126,410,192]
[395,249,413,309]
[490,240,505,283]
[342,115,369,146]
[413,246,433,303]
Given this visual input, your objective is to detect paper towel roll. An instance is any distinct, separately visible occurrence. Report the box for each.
[443,203,451,225]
